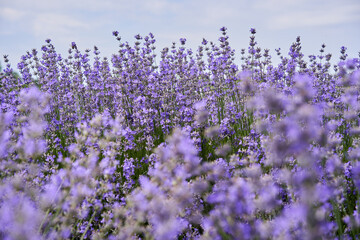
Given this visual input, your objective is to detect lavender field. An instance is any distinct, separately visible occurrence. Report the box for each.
[1,27,360,239]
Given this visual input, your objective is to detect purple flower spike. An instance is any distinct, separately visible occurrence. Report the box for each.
[180,38,186,45]
[71,41,77,50]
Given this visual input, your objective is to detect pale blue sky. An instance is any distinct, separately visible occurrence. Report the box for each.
[1,0,359,70]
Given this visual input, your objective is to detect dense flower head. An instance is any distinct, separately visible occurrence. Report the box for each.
[71,41,77,50]
[0,27,359,239]
[179,38,186,45]
[220,26,227,32]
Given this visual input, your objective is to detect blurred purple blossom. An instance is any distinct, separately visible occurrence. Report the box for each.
[0,27,359,239]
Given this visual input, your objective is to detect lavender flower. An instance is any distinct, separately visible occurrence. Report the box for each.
[0,27,358,239]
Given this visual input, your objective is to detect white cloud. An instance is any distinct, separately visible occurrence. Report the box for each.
[253,0,308,11]
[197,3,239,25]
[268,4,360,29]
[140,0,172,14]
[31,13,91,37]
[0,7,26,22]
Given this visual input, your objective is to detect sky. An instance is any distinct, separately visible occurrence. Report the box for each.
[0,0,359,71]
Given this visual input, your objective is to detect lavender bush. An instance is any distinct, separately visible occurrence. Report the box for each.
[1,27,360,239]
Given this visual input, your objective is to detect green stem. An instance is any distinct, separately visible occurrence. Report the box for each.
[38,208,50,233]
[38,180,63,234]
[80,210,96,240]
[331,200,343,238]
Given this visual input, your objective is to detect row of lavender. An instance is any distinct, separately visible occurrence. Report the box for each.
[1,27,360,239]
